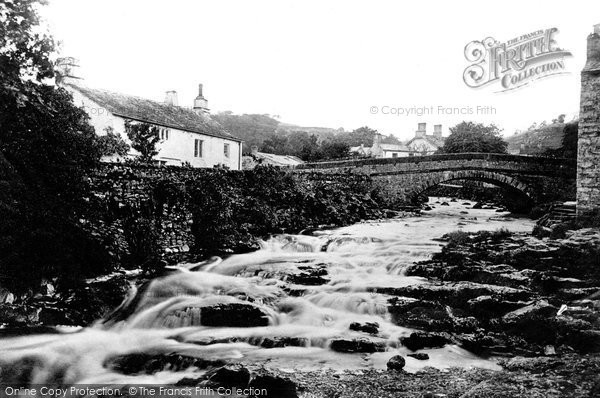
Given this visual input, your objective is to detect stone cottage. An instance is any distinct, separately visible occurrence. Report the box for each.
[63,80,243,169]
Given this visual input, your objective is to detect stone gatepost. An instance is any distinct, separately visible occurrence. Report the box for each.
[577,24,600,218]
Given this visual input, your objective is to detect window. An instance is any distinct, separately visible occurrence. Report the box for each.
[392,153,398,158]
[224,143,230,158]
[194,139,203,157]
[160,128,169,140]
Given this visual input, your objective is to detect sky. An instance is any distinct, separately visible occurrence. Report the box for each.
[41,0,600,140]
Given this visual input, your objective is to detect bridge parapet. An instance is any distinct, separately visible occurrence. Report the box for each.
[292,153,576,208]
[294,153,575,177]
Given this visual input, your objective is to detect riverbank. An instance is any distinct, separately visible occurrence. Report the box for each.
[0,166,411,327]
[286,353,600,397]
[1,201,599,396]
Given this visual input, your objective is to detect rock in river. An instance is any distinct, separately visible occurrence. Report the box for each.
[387,355,406,371]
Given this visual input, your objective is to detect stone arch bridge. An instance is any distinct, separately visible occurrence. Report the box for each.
[293,153,576,210]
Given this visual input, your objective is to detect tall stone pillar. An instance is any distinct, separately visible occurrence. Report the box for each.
[577,24,600,218]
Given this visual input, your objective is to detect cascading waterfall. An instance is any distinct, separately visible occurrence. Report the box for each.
[0,198,535,384]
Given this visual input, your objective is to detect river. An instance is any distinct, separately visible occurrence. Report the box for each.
[0,198,535,385]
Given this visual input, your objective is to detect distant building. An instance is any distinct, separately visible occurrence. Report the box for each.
[405,123,445,155]
[242,146,304,169]
[371,133,411,158]
[349,134,411,158]
[63,79,243,169]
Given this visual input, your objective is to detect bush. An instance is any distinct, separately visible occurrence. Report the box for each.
[123,216,162,274]
[188,166,383,253]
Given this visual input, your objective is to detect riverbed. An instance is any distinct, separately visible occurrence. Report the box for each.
[0,198,536,385]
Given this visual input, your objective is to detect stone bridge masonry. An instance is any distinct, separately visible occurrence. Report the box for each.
[578,24,600,218]
[294,153,576,208]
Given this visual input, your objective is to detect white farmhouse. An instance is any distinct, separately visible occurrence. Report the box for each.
[370,133,411,158]
[64,82,243,169]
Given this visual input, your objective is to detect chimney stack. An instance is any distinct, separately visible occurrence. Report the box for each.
[193,83,210,115]
[371,133,383,157]
[165,90,178,106]
[251,145,259,155]
[55,57,83,86]
[416,122,426,137]
[433,124,442,138]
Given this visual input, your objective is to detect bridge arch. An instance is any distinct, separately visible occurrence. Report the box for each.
[407,170,536,208]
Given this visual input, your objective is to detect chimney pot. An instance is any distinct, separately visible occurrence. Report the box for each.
[194,82,209,114]
[416,122,426,137]
[585,24,600,71]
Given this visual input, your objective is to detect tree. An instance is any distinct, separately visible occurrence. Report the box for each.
[542,121,578,159]
[125,120,161,162]
[0,0,111,292]
[97,127,130,157]
[336,126,378,147]
[440,121,507,154]
[319,139,349,159]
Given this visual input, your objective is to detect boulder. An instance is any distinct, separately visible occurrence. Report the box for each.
[562,329,600,353]
[257,337,308,348]
[349,321,379,335]
[105,353,224,375]
[386,355,406,371]
[377,282,532,308]
[407,353,429,360]
[329,338,386,353]
[467,295,524,319]
[500,300,560,344]
[401,332,452,351]
[208,364,250,388]
[249,374,298,398]
[388,297,478,333]
[163,303,271,328]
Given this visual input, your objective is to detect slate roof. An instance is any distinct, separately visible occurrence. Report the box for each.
[350,145,372,156]
[252,152,304,166]
[380,143,410,152]
[406,135,445,148]
[68,83,241,142]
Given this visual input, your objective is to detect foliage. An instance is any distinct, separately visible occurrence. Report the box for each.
[335,126,378,147]
[213,112,281,153]
[0,0,113,293]
[440,121,507,154]
[213,112,397,161]
[542,121,578,159]
[124,120,161,163]
[319,139,350,159]
[97,127,130,157]
[188,166,383,253]
[123,216,162,274]
[0,0,55,84]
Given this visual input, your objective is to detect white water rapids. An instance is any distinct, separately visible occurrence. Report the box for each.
[0,198,535,384]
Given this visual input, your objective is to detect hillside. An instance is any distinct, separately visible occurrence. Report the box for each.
[506,122,566,155]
